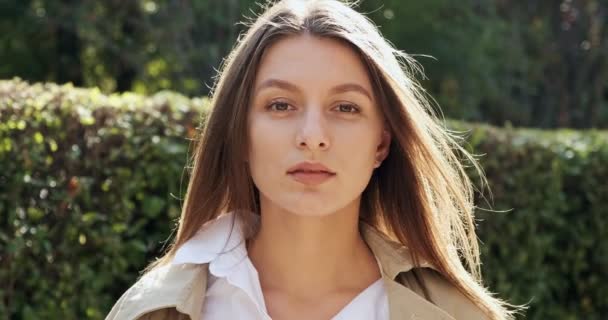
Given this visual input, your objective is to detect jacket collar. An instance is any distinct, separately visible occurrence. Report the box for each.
[109,263,207,320]
[113,221,453,320]
[360,222,454,320]
[359,221,435,279]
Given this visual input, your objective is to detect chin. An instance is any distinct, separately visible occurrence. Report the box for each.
[257,188,353,218]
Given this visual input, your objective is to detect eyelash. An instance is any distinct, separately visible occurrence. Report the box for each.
[266,100,360,114]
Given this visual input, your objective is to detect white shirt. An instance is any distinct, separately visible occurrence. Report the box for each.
[171,211,389,320]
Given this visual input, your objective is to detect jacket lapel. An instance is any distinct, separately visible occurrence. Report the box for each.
[383,277,454,320]
[361,222,455,320]
[176,264,208,320]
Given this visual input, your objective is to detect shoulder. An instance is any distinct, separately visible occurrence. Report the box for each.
[105,263,205,320]
[105,264,171,319]
[397,267,490,320]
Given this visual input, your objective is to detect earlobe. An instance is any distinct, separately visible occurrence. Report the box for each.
[375,130,391,167]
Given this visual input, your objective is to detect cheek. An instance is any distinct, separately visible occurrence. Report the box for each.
[248,117,291,175]
[335,125,379,168]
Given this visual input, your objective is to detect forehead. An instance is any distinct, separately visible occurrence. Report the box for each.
[254,34,373,93]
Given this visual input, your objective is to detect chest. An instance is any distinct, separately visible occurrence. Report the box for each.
[202,274,389,320]
[262,288,373,320]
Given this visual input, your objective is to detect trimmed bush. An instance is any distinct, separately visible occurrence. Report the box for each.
[0,78,606,319]
[451,121,608,319]
[0,78,208,319]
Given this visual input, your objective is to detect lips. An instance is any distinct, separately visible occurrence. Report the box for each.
[287,161,336,186]
[289,169,333,174]
[288,171,335,186]
[286,162,335,175]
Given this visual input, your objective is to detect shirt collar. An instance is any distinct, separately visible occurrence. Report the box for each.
[112,213,443,320]
[172,211,435,280]
[172,211,246,268]
[171,211,270,315]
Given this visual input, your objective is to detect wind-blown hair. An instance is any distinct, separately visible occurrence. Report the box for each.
[145,0,522,318]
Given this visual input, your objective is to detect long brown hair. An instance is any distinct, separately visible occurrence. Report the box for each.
[145,0,521,318]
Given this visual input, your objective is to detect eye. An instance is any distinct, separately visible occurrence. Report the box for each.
[335,103,360,114]
[266,100,294,112]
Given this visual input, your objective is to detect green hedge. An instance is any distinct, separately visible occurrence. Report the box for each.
[452,122,608,319]
[0,78,606,319]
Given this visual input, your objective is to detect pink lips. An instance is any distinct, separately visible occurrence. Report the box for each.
[287,161,336,186]
[288,171,335,185]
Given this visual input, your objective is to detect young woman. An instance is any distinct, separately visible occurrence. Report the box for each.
[106,0,522,319]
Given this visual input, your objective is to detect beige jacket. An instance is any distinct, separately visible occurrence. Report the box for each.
[106,223,489,320]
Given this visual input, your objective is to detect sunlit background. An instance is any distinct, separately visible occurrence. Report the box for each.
[1,1,606,319]
[2,0,606,128]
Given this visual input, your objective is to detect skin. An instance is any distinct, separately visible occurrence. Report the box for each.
[246,33,391,319]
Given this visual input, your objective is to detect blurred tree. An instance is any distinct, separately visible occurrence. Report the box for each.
[0,0,248,95]
[359,0,607,129]
[0,0,606,128]
[359,0,528,125]
[55,0,84,86]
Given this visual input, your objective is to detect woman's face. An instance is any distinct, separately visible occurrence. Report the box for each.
[247,34,390,217]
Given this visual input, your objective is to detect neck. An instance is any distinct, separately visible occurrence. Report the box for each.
[246,198,381,300]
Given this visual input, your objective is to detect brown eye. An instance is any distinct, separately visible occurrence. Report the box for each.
[337,103,359,113]
[267,101,292,112]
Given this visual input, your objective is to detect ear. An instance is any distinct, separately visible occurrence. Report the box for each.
[374,129,391,168]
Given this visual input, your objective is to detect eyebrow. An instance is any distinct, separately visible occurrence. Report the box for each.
[254,78,373,102]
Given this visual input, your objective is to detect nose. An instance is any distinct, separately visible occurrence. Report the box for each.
[295,108,330,151]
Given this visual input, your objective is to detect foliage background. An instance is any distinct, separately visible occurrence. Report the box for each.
[1,0,607,319]
[1,0,606,128]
